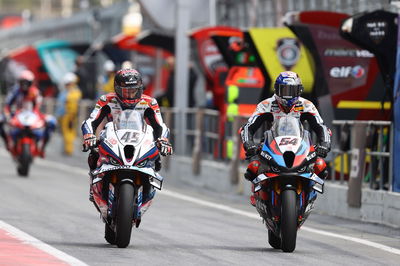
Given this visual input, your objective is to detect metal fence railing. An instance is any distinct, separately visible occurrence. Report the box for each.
[330,120,392,191]
[161,108,394,192]
[0,96,395,192]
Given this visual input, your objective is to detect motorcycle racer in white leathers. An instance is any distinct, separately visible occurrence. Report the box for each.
[240,71,331,183]
[82,68,173,201]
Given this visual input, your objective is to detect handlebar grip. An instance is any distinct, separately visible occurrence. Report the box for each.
[82,140,100,152]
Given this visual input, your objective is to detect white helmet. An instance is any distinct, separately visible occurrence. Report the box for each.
[63,72,78,85]
[104,60,115,72]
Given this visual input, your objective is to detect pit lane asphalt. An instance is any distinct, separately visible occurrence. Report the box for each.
[0,136,399,266]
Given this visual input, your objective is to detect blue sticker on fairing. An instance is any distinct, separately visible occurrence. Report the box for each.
[296,140,308,155]
[135,146,158,164]
[262,143,285,166]
[101,142,122,164]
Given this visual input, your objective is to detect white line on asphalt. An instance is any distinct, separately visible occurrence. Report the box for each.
[159,189,400,256]
[0,220,88,266]
[3,151,400,257]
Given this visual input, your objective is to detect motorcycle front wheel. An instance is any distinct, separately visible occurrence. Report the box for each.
[268,229,281,249]
[17,143,31,177]
[104,223,116,245]
[115,182,135,248]
[280,189,297,252]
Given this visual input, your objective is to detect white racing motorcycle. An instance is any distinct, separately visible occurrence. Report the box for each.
[85,109,163,248]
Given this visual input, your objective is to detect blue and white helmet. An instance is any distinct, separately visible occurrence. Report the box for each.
[274,71,303,112]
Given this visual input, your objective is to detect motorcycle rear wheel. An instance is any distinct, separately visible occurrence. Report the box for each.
[17,143,31,177]
[115,183,135,248]
[280,189,297,253]
[268,229,281,249]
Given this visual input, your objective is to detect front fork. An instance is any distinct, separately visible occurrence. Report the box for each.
[254,178,312,226]
[107,176,144,223]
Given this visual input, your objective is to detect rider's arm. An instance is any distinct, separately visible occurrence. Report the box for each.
[144,108,163,140]
[81,99,111,136]
[240,101,273,145]
[144,98,169,140]
[32,88,43,112]
[3,86,19,115]
[301,100,331,145]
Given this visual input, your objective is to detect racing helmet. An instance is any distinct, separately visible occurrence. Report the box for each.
[18,70,35,91]
[274,71,303,113]
[114,68,144,108]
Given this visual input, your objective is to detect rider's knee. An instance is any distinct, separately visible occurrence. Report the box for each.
[46,116,57,131]
[88,151,99,170]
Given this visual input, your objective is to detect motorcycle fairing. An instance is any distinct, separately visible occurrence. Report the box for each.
[135,146,159,166]
[253,172,324,193]
[99,142,124,165]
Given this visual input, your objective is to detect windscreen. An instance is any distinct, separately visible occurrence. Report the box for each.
[271,116,302,138]
[114,110,144,131]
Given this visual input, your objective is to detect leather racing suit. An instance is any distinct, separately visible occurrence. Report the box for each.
[81,93,170,202]
[0,84,56,155]
[81,92,169,169]
[240,95,331,182]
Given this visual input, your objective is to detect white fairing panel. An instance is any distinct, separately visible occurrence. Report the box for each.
[99,110,156,166]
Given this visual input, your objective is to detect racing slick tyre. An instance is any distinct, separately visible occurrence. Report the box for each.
[104,223,116,245]
[280,189,297,253]
[268,229,281,249]
[17,143,31,177]
[115,182,135,248]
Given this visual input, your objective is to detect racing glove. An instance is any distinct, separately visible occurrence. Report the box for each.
[244,141,259,159]
[156,138,173,156]
[315,142,330,158]
[3,111,11,122]
[83,133,97,148]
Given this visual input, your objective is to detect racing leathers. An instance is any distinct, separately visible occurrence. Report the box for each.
[0,84,56,155]
[240,95,331,181]
[82,92,171,167]
[82,93,171,202]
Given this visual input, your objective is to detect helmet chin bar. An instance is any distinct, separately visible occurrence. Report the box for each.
[276,95,298,113]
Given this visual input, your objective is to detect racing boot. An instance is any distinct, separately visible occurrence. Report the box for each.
[88,151,99,202]
[0,124,11,151]
[37,138,49,158]
[314,157,328,180]
[244,160,261,206]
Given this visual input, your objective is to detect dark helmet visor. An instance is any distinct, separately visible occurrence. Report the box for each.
[275,84,303,98]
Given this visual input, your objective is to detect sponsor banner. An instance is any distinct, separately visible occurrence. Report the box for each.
[248,28,314,94]
[309,25,371,96]
[340,10,398,101]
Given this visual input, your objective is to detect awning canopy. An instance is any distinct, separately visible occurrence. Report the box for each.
[112,33,172,58]
[135,30,175,54]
